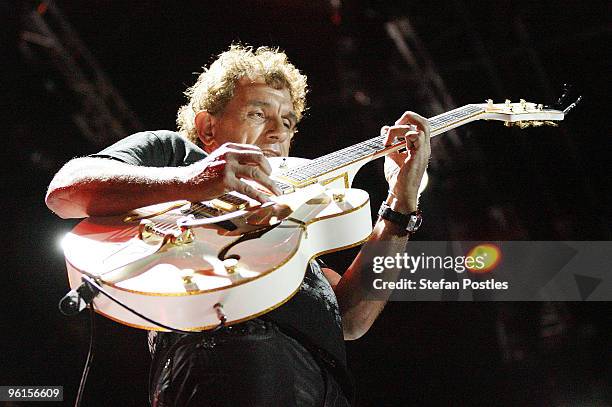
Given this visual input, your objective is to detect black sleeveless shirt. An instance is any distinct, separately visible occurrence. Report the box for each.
[92,131,348,372]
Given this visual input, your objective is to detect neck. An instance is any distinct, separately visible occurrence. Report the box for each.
[278,104,484,185]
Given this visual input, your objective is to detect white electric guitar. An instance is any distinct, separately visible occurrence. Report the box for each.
[62,100,564,331]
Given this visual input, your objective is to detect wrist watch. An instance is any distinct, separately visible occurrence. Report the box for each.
[378,202,423,233]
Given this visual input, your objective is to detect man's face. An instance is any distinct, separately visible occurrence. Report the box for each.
[202,77,297,157]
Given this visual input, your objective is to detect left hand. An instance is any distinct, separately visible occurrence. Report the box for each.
[382,111,431,213]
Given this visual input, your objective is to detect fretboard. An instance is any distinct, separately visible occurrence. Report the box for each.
[279,104,483,184]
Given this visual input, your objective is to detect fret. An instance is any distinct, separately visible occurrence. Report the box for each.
[429,105,482,131]
[275,180,294,193]
[279,104,484,185]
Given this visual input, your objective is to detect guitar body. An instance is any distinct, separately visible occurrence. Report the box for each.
[63,157,372,331]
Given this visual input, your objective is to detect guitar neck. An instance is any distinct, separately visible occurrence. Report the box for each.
[278,104,484,185]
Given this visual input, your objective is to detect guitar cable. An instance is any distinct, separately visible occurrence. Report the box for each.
[74,304,95,407]
[68,275,227,406]
[79,275,203,334]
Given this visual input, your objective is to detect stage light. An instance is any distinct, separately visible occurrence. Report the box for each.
[57,231,70,253]
[465,243,502,273]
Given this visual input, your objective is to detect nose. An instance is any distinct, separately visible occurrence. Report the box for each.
[264,116,290,143]
[259,116,291,157]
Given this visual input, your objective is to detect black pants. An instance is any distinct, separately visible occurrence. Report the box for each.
[150,319,351,406]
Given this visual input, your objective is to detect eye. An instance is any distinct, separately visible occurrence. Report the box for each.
[283,119,292,129]
[248,111,265,120]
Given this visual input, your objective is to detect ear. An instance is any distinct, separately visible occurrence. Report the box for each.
[194,111,218,152]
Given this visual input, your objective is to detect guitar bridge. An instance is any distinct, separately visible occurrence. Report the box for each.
[137,219,194,247]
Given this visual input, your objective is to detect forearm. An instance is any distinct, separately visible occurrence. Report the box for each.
[335,111,430,339]
[45,157,193,218]
[334,217,409,340]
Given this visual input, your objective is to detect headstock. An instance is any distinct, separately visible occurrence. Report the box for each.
[475,99,565,129]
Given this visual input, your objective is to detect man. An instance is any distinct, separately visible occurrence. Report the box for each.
[46,45,430,406]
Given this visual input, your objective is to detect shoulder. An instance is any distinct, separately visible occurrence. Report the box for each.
[92,130,206,167]
[137,130,193,153]
[145,130,186,145]
[149,130,207,166]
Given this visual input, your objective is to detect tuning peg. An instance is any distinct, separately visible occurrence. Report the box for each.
[517,121,531,129]
[504,121,531,130]
[562,95,583,115]
[506,120,559,129]
[555,83,573,107]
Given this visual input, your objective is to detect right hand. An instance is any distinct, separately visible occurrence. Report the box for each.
[183,143,281,203]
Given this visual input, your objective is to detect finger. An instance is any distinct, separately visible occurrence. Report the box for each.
[388,128,419,154]
[395,111,431,135]
[406,130,420,151]
[420,128,432,148]
[408,132,432,163]
[234,165,281,196]
[226,150,273,176]
[406,130,420,143]
[228,175,272,203]
[406,140,417,151]
[382,125,394,147]
[380,126,390,137]
[221,142,263,152]
[414,129,430,151]
[385,125,415,147]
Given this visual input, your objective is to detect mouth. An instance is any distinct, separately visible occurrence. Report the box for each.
[262,149,280,158]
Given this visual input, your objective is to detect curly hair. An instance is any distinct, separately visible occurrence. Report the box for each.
[177,44,308,145]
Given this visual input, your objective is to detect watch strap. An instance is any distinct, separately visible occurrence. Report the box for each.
[378,202,423,233]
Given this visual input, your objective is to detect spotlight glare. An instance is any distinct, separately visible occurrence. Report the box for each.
[57,232,70,253]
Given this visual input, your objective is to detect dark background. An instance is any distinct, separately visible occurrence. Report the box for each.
[2,1,611,405]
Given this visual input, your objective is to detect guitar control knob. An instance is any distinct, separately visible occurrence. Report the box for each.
[223,258,239,274]
[181,270,199,292]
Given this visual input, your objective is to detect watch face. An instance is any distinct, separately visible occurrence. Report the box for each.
[407,214,423,232]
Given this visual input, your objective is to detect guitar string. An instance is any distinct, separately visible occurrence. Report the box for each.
[144,105,484,233]
[147,201,230,234]
[280,105,483,182]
